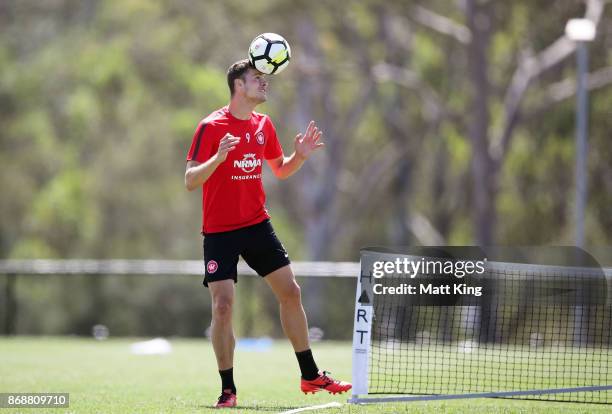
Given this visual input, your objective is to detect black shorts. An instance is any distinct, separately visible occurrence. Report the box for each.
[202,219,290,287]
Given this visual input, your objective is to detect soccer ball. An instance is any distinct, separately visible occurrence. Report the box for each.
[248,33,291,75]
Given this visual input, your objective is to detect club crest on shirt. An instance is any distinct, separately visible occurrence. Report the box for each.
[256,131,265,145]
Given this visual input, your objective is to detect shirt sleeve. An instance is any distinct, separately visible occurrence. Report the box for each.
[264,117,284,160]
[186,122,213,163]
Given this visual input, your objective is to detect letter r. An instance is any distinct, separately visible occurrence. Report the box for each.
[357,309,368,323]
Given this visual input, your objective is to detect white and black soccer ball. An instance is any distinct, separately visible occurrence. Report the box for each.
[248,33,291,75]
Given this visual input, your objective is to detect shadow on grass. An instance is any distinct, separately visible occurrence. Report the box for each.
[197,404,299,411]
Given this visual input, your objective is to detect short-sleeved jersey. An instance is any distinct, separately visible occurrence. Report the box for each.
[186,106,284,234]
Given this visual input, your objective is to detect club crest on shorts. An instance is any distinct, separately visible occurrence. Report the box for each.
[207,260,218,274]
[256,131,265,145]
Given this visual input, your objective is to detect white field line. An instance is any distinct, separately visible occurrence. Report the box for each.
[278,401,343,414]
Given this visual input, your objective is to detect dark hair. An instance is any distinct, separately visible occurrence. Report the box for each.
[227,59,254,96]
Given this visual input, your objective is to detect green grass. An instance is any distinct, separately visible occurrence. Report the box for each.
[0,337,610,413]
[370,342,612,398]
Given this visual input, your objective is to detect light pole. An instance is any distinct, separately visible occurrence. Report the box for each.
[565,19,596,346]
[565,18,596,249]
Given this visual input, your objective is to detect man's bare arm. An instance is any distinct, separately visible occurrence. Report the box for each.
[268,121,324,180]
[267,153,305,180]
[185,134,240,191]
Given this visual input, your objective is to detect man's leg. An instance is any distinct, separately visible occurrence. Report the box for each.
[243,219,350,394]
[264,265,310,352]
[208,279,237,402]
[264,264,352,394]
[264,265,318,381]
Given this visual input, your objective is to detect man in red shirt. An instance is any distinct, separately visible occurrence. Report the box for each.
[185,59,351,408]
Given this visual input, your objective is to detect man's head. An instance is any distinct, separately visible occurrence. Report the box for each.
[227,59,268,103]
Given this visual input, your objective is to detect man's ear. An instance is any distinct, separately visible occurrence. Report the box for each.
[234,78,245,92]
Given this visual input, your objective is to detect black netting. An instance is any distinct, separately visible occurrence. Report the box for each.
[367,261,612,403]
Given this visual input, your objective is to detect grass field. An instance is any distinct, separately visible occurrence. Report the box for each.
[369,342,612,400]
[0,337,610,413]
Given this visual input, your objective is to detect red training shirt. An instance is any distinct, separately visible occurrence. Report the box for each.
[186,106,284,234]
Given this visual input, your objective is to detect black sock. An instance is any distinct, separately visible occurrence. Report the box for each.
[296,349,319,380]
[219,368,236,394]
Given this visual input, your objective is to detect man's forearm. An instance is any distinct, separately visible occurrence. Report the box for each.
[185,156,223,191]
[275,152,306,180]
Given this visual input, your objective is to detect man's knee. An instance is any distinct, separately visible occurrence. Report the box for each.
[212,296,233,320]
[280,282,302,306]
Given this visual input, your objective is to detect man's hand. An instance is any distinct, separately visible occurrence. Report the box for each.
[294,121,324,160]
[215,133,241,162]
[185,134,240,191]
[267,120,324,180]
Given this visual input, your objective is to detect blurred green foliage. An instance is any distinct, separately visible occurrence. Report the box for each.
[1,0,611,338]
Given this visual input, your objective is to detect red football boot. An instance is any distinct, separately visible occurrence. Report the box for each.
[301,371,352,395]
[214,390,237,408]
